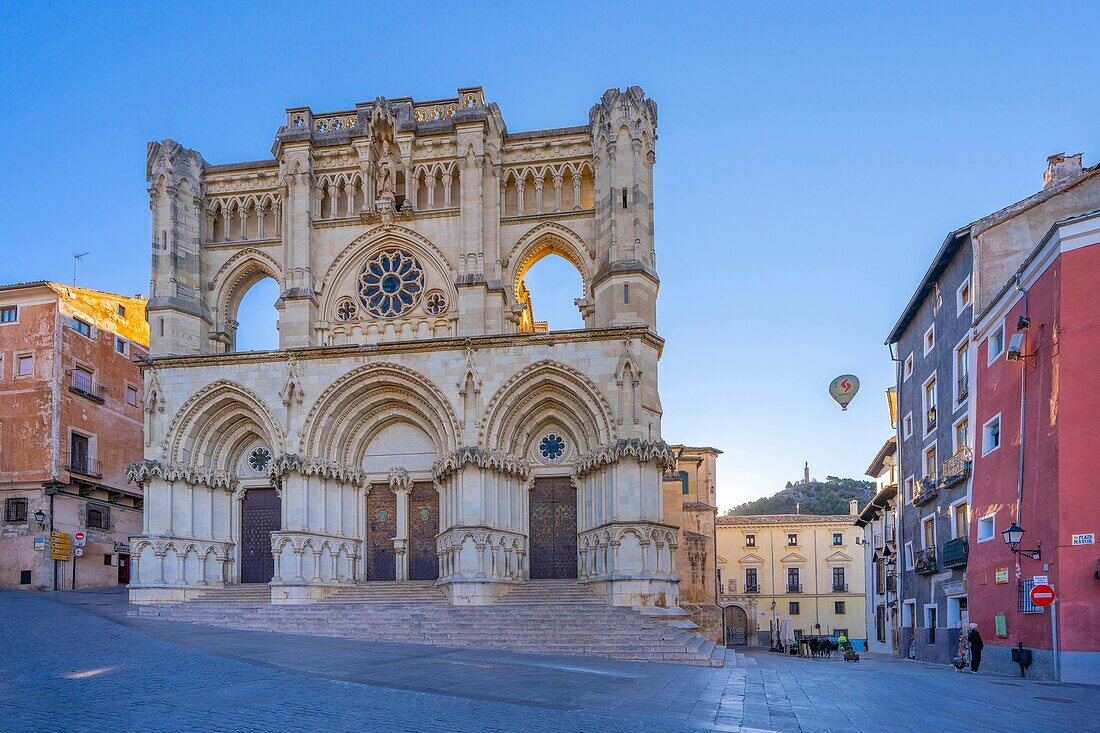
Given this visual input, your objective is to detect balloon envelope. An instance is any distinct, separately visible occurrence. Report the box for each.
[829,374,860,410]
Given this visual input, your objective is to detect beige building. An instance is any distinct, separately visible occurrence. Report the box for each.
[716,510,867,646]
[130,86,683,609]
[662,445,721,641]
[0,282,148,590]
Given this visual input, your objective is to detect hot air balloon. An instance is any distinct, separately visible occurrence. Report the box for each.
[829,374,860,411]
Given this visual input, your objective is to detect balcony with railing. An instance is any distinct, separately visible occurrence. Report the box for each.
[926,406,937,431]
[832,583,849,593]
[915,547,938,575]
[942,537,969,568]
[913,475,939,507]
[957,372,969,402]
[940,448,973,490]
[720,580,761,599]
[786,583,803,593]
[69,372,105,403]
[68,456,103,478]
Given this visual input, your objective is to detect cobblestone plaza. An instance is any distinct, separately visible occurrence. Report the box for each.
[1,588,1096,732]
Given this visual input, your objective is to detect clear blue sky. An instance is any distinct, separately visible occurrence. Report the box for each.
[2,2,1098,509]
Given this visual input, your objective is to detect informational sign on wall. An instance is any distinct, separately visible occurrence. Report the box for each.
[34,536,45,551]
[50,532,71,561]
[995,612,1008,638]
[995,568,1009,584]
[1072,533,1095,545]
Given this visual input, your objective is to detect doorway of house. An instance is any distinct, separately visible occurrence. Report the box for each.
[724,605,749,645]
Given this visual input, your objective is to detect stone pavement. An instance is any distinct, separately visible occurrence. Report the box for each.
[2,588,1098,732]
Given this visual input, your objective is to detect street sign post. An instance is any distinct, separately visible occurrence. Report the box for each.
[50,532,71,561]
[74,531,86,547]
[74,547,85,558]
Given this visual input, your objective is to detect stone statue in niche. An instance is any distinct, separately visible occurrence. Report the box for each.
[376,141,397,201]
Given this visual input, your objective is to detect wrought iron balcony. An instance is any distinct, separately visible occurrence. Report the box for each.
[69,372,105,403]
[832,583,849,593]
[940,448,973,489]
[744,585,760,594]
[786,583,803,593]
[957,372,969,401]
[68,456,102,479]
[927,406,937,430]
[915,547,938,574]
[913,475,939,506]
[942,537,969,568]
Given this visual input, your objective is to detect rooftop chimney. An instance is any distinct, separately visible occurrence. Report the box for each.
[849,499,859,516]
[1044,152,1083,189]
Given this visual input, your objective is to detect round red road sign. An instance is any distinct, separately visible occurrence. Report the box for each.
[74,532,85,542]
[1030,583,1056,607]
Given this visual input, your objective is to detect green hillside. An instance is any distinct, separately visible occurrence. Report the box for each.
[724,476,875,517]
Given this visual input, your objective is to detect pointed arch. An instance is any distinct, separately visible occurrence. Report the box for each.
[165,380,285,469]
[505,222,594,304]
[210,247,283,336]
[479,360,616,456]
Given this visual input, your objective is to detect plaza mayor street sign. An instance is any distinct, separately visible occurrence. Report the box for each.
[1029,584,1056,607]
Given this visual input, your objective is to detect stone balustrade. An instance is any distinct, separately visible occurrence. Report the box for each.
[128,535,235,604]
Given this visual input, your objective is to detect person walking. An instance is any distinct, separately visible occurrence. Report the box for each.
[967,623,984,673]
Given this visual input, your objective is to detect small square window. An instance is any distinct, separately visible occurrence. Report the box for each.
[5,497,28,523]
[745,533,756,548]
[903,413,913,440]
[903,354,913,381]
[835,601,846,615]
[15,354,33,377]
[126,385,139,407]
[924,324,936,355]
[904,476,915,504]
[104,553,113,566]
[977,514,995,542]
[787,533,798,547]
[988,324,1006,363]
[789,602,800,615]
[115,337,129,355]
[983,415,1002,455]
[72,318,92,338]
[832,533,843,546]
[117,304,126,317]
[0,305,17,324]
[86,504,109,530]
[957,277,972,315]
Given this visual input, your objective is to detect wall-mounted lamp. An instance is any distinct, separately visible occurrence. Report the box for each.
[1002,522,1041,561]
[33,509,47,530]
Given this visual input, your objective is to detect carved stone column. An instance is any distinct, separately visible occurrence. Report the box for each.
[389,467,412,581]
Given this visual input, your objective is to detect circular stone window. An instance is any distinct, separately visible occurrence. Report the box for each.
[334,297,358,322]
[539,433,566,462]
[424,290,447,315]
[358,250,425,318]
[247,447,272,473]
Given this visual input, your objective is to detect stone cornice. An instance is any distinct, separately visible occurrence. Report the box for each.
[267,453,367,486]
[500,209,594,226]
[148,325,664,369]
[126,459,237,491]
[433,447,530,482]
[576,439,677,478]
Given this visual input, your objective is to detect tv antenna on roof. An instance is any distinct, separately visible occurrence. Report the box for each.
[73,252,90,286]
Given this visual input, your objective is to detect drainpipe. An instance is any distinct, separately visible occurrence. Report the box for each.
[1013,275,1027,540]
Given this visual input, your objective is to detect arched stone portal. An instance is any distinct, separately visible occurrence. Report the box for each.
[724,605,749,646]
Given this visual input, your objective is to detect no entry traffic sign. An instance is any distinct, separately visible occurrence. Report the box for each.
[1030,583,1056,607]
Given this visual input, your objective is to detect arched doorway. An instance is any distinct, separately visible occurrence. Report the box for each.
[725,605,749,646]
[240,478,281,584]
[408,483,440,580]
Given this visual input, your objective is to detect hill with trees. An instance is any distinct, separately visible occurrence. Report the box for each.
[723,475,875,517]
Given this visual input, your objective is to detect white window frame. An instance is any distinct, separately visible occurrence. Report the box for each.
[14,353,34,378]
[952,414,970,454]
[987,320,1006,364]
[744,533,756,548]
[903,353,914,382]
[0,304,18,325]
[904,475,915,504]
[922,442,937,479]
[125,384,140,407]
[977,513,996,543]
[920,513,936,550]
[115,336,129,356]
[902,599,916,628]
[924,603,939,631]
[953,336,970,407]
[922,372,938,436]
[903,412,913,440]
[982,413,1002,456]
[956,275,972,316]
[923,324,936,356]
[71,317,94,340]
[904,542,914,571]
[949,499,968,539]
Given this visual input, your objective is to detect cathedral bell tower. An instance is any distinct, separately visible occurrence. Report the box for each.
[589,87,659,330]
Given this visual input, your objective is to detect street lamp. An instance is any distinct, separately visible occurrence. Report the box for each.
[33,509,47,530]
[1002,522,1041,561]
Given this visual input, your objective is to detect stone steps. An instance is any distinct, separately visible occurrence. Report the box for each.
[131,581,725,666]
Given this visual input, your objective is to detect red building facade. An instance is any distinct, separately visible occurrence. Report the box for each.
[969,212,1100,684]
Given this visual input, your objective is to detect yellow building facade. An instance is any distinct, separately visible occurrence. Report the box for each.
[716,510,867,646]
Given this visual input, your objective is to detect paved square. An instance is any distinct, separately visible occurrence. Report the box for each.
[1,589,1097,732]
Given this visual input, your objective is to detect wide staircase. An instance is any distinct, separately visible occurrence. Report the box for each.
[130,579,725,666]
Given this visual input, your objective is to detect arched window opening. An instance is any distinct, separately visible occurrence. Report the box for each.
[518,254,584,332]
[232,277,280,352]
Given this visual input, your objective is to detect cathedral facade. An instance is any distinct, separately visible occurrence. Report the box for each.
[129,86,678,607]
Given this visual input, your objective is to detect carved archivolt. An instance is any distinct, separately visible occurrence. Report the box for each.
[210,248,283,327]
[266,453,367,487]
[164,380,286,466]
[575,438,676,478]
[318,226,455,297]
[479,360,615,455]
[299,362,460,460]
[505,222,594,301]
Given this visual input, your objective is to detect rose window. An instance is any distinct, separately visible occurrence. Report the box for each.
[248,447,272,473]
[539,433,566,461]
[424,291,447,315]
[358,250,425,318]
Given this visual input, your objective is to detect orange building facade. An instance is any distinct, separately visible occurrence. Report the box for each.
[0,282,148,590]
